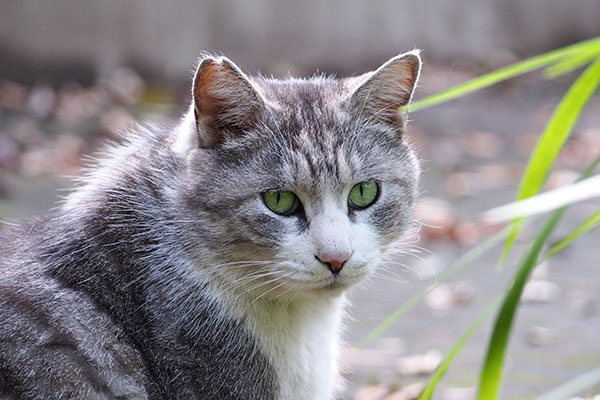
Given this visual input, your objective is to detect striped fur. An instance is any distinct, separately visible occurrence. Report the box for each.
[0,51,421,399]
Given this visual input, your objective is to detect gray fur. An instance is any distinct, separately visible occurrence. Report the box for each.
[0,52,421,399]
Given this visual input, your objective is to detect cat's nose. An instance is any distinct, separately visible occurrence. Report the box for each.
[310,210,352,275]
[315,251,351,274]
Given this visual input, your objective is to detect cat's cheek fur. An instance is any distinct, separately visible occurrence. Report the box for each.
[274,220,382,295]
[347,221,383,279]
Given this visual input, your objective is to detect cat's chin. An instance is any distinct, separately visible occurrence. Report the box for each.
[310,280,352,297]
[294,274,366,298]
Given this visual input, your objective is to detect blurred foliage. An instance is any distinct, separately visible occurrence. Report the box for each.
[362,37,600,399]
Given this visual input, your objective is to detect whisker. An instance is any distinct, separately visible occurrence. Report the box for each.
[401,243,434,256]
[229,269,286,288]
[276,282,300,303]
[374,266,410,283]
[371,270,411,286]
[252,280,289,303]
[209,260,274,268]
[239,277,281,296]
[381,260,426,281]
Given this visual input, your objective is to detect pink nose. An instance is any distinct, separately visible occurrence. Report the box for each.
[316,252,351,274]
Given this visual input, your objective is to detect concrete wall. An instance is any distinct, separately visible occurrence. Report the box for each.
[1,0,599,83]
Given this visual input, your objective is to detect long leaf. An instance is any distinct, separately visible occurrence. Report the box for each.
[542,208,600,260]
[404,37,600,112]
[544,46,600,79]
[477,208,566,399]
[423,209,600,399]
[476,157,600,400]
[484,155,600,223]
[418,295,503,400]
[482,175,600,222]
[356,227,509,348]
[499,56,600,268]
[536,154,600,260]
[535,366,600,400]
[420,206,600,399]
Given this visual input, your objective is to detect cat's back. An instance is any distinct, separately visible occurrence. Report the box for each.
[0,222,149,400]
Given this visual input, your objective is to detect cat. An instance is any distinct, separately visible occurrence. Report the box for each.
[0,50,421,400]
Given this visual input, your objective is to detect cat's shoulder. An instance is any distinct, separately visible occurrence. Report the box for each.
[0,222,149,399]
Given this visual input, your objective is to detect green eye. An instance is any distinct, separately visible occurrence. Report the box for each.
[263,190,298,215]
[348,181,379,209]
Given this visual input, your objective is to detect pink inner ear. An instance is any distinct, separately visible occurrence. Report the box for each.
[194,62,227,121]
[192,57,264,131]
[386,59,420,107]
[349,55,420,126]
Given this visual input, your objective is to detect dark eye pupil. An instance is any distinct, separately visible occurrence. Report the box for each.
[359,184,364,197]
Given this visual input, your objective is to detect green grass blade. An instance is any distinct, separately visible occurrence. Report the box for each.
[542,208,600,260]
[477,208,567,399]
[404,37,600,112]
[498,55,600,269]
[417,204,599,400]
[481,155,600,223]
[535,366,600,400]
[544,46,600,79]
[530,153,600,262]
[477,155,600,399]
[356,227,509,348]
[418,295,503,400]
[418,209,599,398]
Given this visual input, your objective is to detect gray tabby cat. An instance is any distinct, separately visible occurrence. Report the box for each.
[0,51,421,400]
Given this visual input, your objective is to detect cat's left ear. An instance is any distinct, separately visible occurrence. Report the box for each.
[192,55,266,147]
[348,50,421,126]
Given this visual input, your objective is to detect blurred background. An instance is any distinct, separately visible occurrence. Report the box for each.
[1,1,599,399]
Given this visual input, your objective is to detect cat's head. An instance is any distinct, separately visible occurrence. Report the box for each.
[174,52,421,300]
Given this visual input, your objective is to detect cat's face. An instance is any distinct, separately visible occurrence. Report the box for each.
[176,53,421,299]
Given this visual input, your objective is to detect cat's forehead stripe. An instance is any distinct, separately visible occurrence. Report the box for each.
[251,77,356,190]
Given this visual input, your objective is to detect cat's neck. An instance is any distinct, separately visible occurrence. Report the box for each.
[216,282,347,400]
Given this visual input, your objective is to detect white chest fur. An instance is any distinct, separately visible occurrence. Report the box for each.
[245,296,346,400]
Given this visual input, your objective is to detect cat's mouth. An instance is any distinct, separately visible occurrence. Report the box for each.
[307,272,365,294]
[252,260,373,298]
[318,277,343,289]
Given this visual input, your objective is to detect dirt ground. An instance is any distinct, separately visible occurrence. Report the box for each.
[1,64,599,399]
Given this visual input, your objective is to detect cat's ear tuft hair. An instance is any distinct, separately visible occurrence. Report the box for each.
[348,50,421,127]
[192,55,265,147]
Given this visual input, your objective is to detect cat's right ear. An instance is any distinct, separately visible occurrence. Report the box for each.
[191,55,265,147]
[348,50,421,128]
